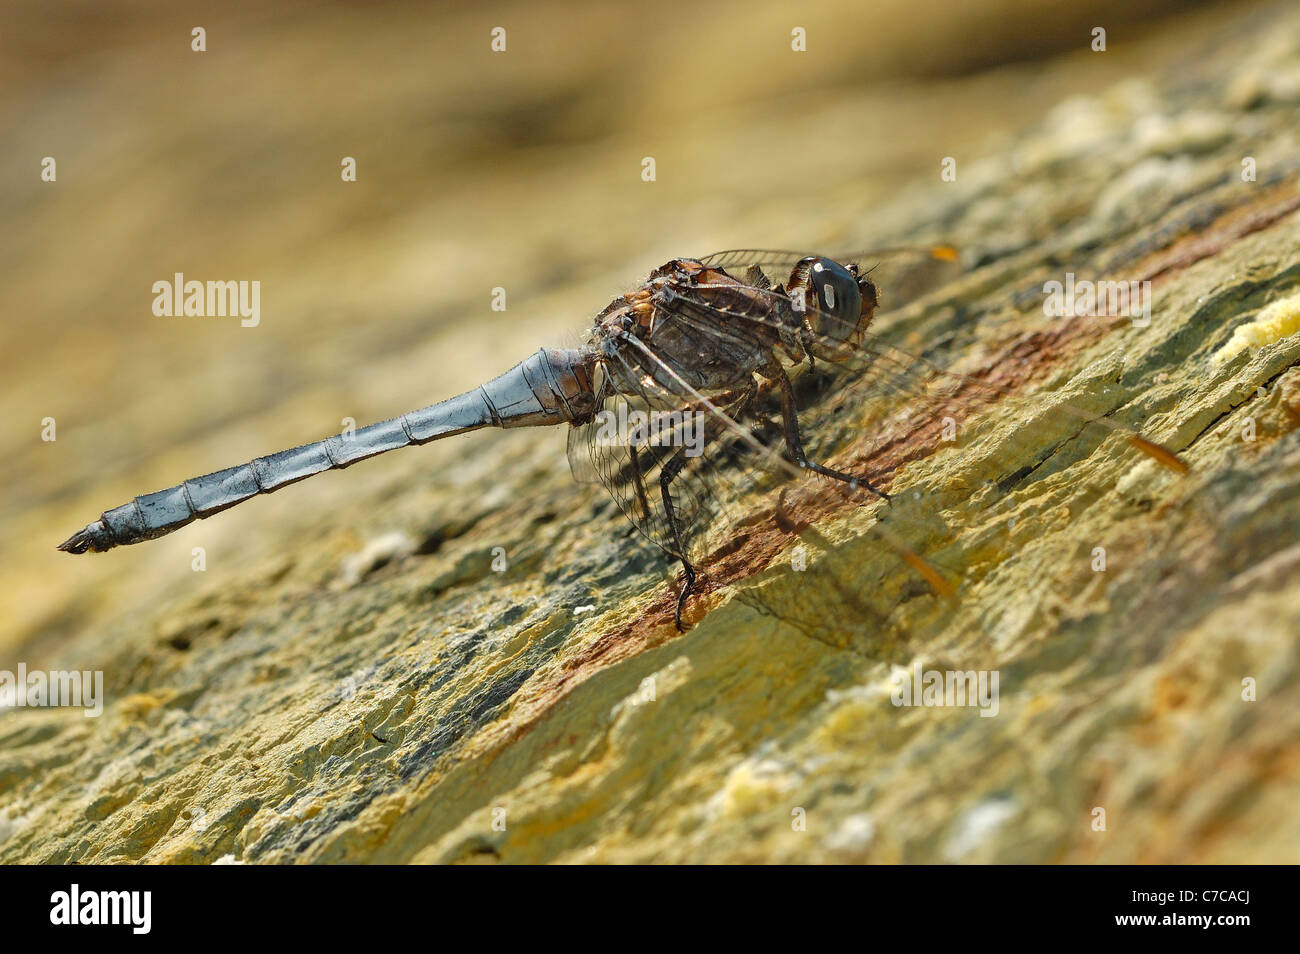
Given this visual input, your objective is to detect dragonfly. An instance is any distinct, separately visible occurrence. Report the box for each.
[58,248,1188,631]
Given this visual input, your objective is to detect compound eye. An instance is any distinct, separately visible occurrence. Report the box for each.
[808,258,862,341]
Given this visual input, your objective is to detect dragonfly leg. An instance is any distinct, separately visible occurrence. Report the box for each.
[776,368,891,501]
[799,324,818,373]
[659,449,697,632]
[627,445,653,524]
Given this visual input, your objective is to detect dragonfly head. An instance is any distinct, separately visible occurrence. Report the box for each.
[789,256,878,352]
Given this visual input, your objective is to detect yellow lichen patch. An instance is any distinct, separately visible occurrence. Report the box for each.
[707,759,799,820]
[814,693,881,749]
[1213,292,1300,364]
[117,690,179,720]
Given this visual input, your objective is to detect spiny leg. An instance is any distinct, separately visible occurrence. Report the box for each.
[627,444,653,525]
[659,448,697,632]
[657,385,756,631]
[776,367,891,501]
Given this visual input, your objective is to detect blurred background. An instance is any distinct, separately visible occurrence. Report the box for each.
[0,0,1255,657]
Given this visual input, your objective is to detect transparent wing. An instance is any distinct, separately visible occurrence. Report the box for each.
[682,251,1183,480]
[699,245,959,269]
[699,245,961,311]
[698,249,822,269]
[637,251,1187,639]
[566,352,761,569]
